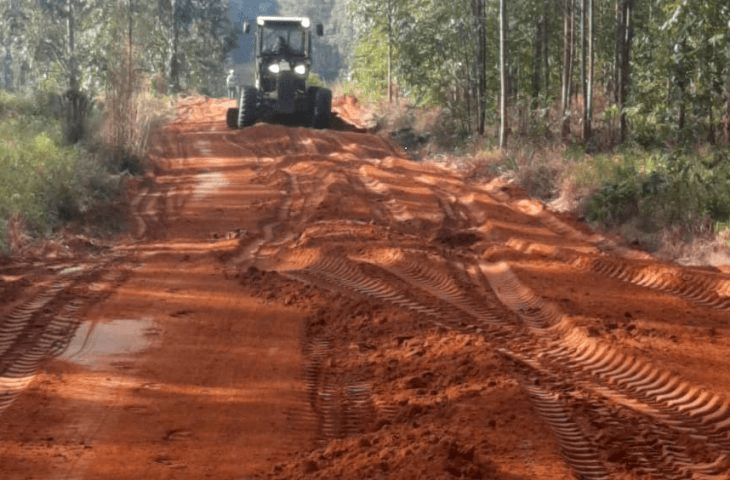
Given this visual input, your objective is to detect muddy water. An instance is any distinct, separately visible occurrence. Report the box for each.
[62,318,153,368]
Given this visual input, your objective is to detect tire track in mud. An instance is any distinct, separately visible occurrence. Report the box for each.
[482,188,730,314]
[501,348,729,480]
[0,279,70,414]
[300,318,377,445]
[483,262,730,478]
[520,382,611,480]
[462,180,730,325]
[502,229,730,314]
[130,102,223,240]
[572,255,730,312]
[223,122,730,478]
[292,246,729,476]
[228,131,485,449]
[0,260,131,416]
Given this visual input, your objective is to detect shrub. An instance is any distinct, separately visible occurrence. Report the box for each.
[0,90,37,117]
[0,114,80,238]
[519,164,560,201]
[586,148,730,244]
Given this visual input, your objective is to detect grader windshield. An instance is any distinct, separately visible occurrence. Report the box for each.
[259,20,308,57]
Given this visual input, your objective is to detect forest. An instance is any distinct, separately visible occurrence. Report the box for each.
[1,0,730,258]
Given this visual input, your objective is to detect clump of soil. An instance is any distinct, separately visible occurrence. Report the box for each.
[236,267,569,479]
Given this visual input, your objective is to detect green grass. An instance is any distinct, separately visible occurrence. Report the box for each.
[0,109,80,250]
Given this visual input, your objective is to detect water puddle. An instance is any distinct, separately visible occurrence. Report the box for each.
[62,318,153,368]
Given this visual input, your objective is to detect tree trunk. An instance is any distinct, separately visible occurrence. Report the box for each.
[678,97,685,131]
[479,0,486,134]
[583,0,593,142]
[474,0,486,135]
[66,0,78,92]
[726,101,730,146]
[387,39,392,103]
[168,0,180,93]
[543,0,550,94]
[580,0,585,105]
[3,48,13,91]
[614,0,621,104]
[499,0,508,148]
[569,0,576,104]
[128,0,134,94]
[560,0,573,140]
[531,13,543,110]
[1,5,10,90]
[725,77,730,144]
[708,98,715,145]
[618,0,633,143]
[64,0,85,144]
[386,0,394,104]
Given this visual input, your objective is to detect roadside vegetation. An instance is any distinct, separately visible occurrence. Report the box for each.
[342,88,730,262]
[0,64,173,258]
[327,0,730,263]
[0,92,80,254]
[0,0,227,258]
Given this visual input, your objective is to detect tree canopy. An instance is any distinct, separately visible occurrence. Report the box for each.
[0,0,239,97]
[345,0,730,145]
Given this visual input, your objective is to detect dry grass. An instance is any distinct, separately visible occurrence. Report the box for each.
[96,47,174,175]
[6,213,29,257]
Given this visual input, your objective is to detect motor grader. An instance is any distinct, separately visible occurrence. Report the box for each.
[226,16,331,129]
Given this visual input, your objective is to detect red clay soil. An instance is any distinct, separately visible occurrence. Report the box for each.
[1,96,730,480]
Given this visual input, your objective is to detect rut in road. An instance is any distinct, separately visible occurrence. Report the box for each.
[2,98,728,478]
[0,259,131,416]
[222,122,730,479]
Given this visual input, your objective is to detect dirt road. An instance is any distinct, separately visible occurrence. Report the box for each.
[1,97,730,479]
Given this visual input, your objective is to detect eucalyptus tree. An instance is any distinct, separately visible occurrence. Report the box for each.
[347,0,408,103]
[582,0,593,141]
[473,0,487,134]
[21,0,116,142]
[616,0,633,143]
[184,0,239,95]
[343,0,730,148]
[159,0,189,92]
[346,0,494,134]
[618,0,730,145]
[154,0,237,93]
[530,0,551,107]
[508,0,562,131]
[658,0,730,143]
[560,0,574,140]
[499,0,507,147]
[0,0,37,90]
[29,0,99,93]
[6,0,138,95]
